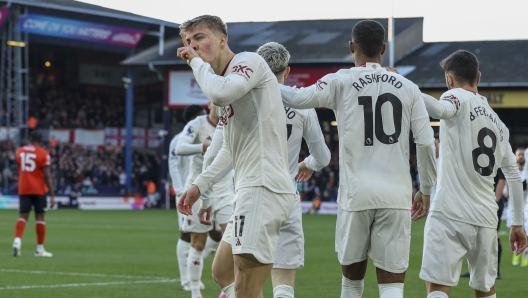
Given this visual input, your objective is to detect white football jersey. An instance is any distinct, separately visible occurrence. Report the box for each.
[425,88,519,228]
[280,63,437,211]
[284,106,330,179]
[176,115,234,198]
[191,52,294,195]
[168,133,189,195]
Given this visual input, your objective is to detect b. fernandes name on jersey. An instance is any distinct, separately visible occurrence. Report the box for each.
[469,104,504,141]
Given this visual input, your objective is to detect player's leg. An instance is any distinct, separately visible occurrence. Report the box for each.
[203,198,232,261]
[370,209,411,298]
[187,232,208,298]
[212,222,235,297]
[420,212,472,298]
[337,207,373,298]
[34,195,51,257]
[13,195,31,256]
[271,198,304,298]
[177,232,192,290]
[229,187,294,297]
[467,226,497,298]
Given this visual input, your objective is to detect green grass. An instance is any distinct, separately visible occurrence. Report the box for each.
[0,209,526,297]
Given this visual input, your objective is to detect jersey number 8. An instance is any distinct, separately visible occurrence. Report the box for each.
[472,127,497,176]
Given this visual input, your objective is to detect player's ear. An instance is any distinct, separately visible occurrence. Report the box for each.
[380,44,386,55]
[220,34,228,47]
[284,66,290,79]
[349,41,355,54]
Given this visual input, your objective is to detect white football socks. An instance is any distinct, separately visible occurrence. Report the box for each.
[222,283,235,298]
[379,283,404,298]
[202,236,220,261]
[341,276,364,298]
[427,291,449,298]
[273,285,295,298]
[187,247,204,295]
[176,239,191,286]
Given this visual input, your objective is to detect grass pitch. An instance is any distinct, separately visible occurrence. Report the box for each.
[0,209,526,297]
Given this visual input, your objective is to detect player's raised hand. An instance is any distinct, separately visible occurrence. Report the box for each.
[176,33,199,65]
[197,206,213,225]
[177,185,201,215]
[295,161,315,183]
[384,66,399,74]
[509,225,528,255]
[411,191,430,221]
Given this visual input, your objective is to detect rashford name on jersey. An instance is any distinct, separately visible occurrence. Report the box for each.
[351,73,403,91]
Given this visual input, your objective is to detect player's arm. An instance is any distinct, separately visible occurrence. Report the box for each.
[189,55,264,107]
[279,74,339,110]
[42,166,55,208]
[199,125,230,203]
[193,129,234,210]
[422,93,458,120]
[500,144,528,254]
[175,121,208,156]
[297,109,331,182]
[411,90,437,219]
[168,140,185,196]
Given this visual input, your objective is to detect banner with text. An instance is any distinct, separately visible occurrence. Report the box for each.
[18,14,145,47]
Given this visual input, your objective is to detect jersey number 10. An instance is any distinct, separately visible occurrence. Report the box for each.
[20,152,37,172]
[359,93,403,146]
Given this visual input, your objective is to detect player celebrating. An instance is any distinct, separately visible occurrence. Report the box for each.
[177,15,296,298]
[169,104,207,291]
[12,131,55,257]
[257,41,331,298]
[279,20,437,298]
[175,101,234,298]
[419,50,527,298]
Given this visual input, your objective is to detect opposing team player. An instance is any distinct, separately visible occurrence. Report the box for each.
[279,20,437,298]
[419,50,527,298]
[12,131,55,257]
[169,104,206,291]
[176,101,234,298]
[177,15,296,298]
[257,41,331,298]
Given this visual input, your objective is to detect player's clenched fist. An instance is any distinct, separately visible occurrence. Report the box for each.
[177,33,199,65]
[177,184,201,215]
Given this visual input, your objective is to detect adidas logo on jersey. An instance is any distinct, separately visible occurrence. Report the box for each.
[235,238,242,246]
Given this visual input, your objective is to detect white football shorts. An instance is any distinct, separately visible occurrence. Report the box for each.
[222,186,295,264]
[176,195,185,231]
[181,195,233,234]
[274,193,304,269]
[335,207,411,273]
[420,212,497,293]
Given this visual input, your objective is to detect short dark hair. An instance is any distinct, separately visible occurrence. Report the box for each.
[180,15,228,36]
[183,104,204,122]
[440,50,479,86]
[29,131,42,143]
[352,20,385,58]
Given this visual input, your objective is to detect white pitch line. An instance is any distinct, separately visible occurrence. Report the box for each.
[0,279,178,290]
[0,269,172,280]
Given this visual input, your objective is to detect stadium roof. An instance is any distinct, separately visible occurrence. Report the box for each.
[2,0,179,27]
[396,40,528,88]
[122,17,423,66]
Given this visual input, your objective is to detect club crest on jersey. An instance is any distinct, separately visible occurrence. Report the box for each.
[219,104,235,126]
[316,80,327,91]
[186,126,194,136]
[441,94,460,110]
[232,64,253,80]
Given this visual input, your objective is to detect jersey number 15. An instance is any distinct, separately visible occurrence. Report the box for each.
[20,152,37,172]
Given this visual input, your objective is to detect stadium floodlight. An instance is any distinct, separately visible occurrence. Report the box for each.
[6,40,26,47]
